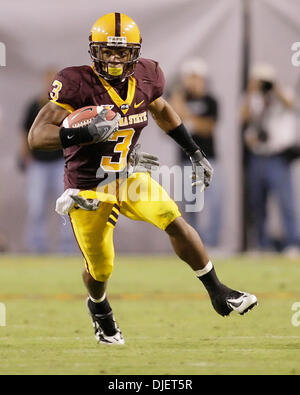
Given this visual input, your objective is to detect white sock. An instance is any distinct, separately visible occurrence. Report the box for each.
[195,261,213,277]
[89,293,106,303]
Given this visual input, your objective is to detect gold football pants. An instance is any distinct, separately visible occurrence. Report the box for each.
[69,172,181,281]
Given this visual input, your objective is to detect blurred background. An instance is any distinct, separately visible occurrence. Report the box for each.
[0,0,300,255]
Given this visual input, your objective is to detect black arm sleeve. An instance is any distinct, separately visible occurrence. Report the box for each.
[167,123,200,156]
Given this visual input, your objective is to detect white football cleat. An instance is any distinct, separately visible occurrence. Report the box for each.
[86,298,125,345]
[226,292,258,315]
[92,317,125,345]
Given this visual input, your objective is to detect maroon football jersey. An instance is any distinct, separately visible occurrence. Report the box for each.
[48,58,165,189]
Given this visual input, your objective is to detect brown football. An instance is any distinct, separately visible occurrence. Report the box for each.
[62,106,116,128]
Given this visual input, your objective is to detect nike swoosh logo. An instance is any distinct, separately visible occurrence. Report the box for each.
[228,301,243,308]
[67,135,75,139]
[227,298,244,308]
[134,100,144,109]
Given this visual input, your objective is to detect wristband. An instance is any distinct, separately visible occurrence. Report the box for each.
[167,123,199,156]
[190,149,205,161]
[59,126,93,148]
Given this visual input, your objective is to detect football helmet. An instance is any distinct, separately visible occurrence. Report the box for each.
[89,13,142,81]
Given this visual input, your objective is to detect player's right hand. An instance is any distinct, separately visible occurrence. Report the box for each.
[70,195,101,211]
[88,108,121,143]
[190,149,214,192]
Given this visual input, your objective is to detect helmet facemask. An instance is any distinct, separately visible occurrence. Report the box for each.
[89,38,141,81]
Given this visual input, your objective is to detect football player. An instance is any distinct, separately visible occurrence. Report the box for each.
[28,13,257,344]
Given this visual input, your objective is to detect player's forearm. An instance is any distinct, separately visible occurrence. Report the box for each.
[149,97,200,156]
[149,97,181,131]
[28,123,62,151]
[28,101,70,151]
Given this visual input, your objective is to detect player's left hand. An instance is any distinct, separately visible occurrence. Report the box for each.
[190,149,213,192]
[128,145,159,173]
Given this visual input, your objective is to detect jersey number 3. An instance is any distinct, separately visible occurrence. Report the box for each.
[100,128,135,172]
[50,80,63,101]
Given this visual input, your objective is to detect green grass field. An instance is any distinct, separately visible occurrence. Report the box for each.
[0,254,300,375]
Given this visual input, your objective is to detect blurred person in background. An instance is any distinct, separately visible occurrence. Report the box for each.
[241,63,300,257]
[18,67,76,254]
[169,58,221,248]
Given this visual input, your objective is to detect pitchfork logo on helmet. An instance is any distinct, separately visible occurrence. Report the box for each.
[89,13,142,81]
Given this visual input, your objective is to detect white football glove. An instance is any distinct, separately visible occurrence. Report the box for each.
[55,189,101,215]
[88,108,121,143]
[190,150,214,192]
[55,188,80,215]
